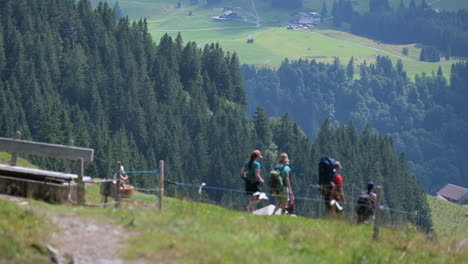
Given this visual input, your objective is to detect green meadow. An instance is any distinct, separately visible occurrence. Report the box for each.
[92,0,466,79]
[427,195,468,241]
[0,160,466,263]
[1,184,467,263]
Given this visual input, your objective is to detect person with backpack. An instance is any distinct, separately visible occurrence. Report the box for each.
[319,158,346,219]
[330,161,346,218]
[241,149,265,213]
[270,153,294,215]
[355,181,378,224]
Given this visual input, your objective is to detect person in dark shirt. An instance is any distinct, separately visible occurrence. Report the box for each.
[241,149,264,213]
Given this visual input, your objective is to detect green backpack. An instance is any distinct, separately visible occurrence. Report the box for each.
[269,165,285,190]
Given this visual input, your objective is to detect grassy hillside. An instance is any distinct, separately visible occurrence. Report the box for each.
[2,184,467,263]
[93,0,464,79]
[0,152,38,168]
[0,199,50,263]
[427,195,468,241]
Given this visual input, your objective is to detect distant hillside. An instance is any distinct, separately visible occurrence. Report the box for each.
[243,58,468,193]
[428,195,468,240]
[85,1,463,79]
[0,0,435,232]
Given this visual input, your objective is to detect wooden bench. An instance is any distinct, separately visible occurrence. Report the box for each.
[0,132,94,204]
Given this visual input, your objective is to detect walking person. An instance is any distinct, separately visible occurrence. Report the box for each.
[332,161,346,219]
[356,181,378,224]
[324,161,346,219]
[241,149,265,213]
[271,153,294,215]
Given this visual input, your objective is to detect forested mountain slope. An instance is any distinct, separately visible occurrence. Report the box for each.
[0,0,431,231]
[243,57,468,193]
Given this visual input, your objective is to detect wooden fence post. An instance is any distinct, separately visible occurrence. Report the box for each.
[10,131,21,166]
[77,158,84,205]
[159,160,164,211]
[115,161,122,207]
[373,186,382,241]
[65,139,74,173]
[104,140,111,203]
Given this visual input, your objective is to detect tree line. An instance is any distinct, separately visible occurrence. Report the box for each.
[332,0,468,59]
[243,57,468,194]
[0,0,432,231]
[205,0,303,9]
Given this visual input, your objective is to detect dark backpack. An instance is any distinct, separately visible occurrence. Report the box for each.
[318,157,336,185]
[356,192,373,215]
[269,165,285,190]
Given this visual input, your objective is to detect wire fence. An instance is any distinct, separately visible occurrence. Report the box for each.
[163,178,468,229]
[80,166,467,232]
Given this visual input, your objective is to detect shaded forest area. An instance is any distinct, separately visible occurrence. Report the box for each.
[243,57,468,193]
[0,0,431,231]
[332,0,468,59]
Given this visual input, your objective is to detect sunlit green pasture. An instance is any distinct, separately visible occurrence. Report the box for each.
[1,182,467,263]
[92,0,464,79]
[21,188,468,264]
[171,26,457,79]
[427,195,468,241]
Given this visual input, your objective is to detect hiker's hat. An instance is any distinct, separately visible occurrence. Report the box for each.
[367,181,374,189]
[252,149,263,158]
[335,161,342,169]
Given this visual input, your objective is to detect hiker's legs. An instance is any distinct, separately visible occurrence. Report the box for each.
[271,192,280,215]
[273,189,288,215]
[279,202,288,215]
[336,208,344,219]
[335,199,344,219]
[247,195,260,213]
[324,198,334,219]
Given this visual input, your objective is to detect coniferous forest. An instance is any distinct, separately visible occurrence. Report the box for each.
[348,0,468,58]
[0,0,433,231]
[243,57,468,194]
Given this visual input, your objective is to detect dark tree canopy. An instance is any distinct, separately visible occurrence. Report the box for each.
[0,0,433,232]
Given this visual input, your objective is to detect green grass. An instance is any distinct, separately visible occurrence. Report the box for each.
[2,184,467,263]
[0,152,38,168]
[91,0,466,79]
[427,195,468,241]
[0,200,50,264]
[35,195,468,263]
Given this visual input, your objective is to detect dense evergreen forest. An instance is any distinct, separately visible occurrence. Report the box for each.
[0,0,432,231]
[345,0,468,58]
[243,57,468,193]
[206,0,303,9]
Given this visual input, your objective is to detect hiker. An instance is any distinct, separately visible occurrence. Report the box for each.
[324,161,346,219]
[241,149,265,213]
[356,181,378,224]
[270,153,294,215]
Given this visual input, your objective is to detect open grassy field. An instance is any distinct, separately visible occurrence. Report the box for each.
[92,0,466,79]
[1,184,467,263]
[427,195,468,241]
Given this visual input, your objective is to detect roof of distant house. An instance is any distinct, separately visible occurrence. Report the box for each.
[436,184,468,201]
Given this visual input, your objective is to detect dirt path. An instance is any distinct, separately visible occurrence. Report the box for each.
[49,213,137,264]
[250,0,263,26]
[0,194,138,264]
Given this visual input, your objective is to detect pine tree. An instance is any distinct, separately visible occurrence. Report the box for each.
[253,106,272,148]
[347,57,354,80]
[113,2,124,19]
[321,2,328,21]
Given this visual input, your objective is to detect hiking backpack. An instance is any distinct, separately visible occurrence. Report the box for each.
[269,165,285,190]
[318,157,336,185]
[356,192,372,215]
